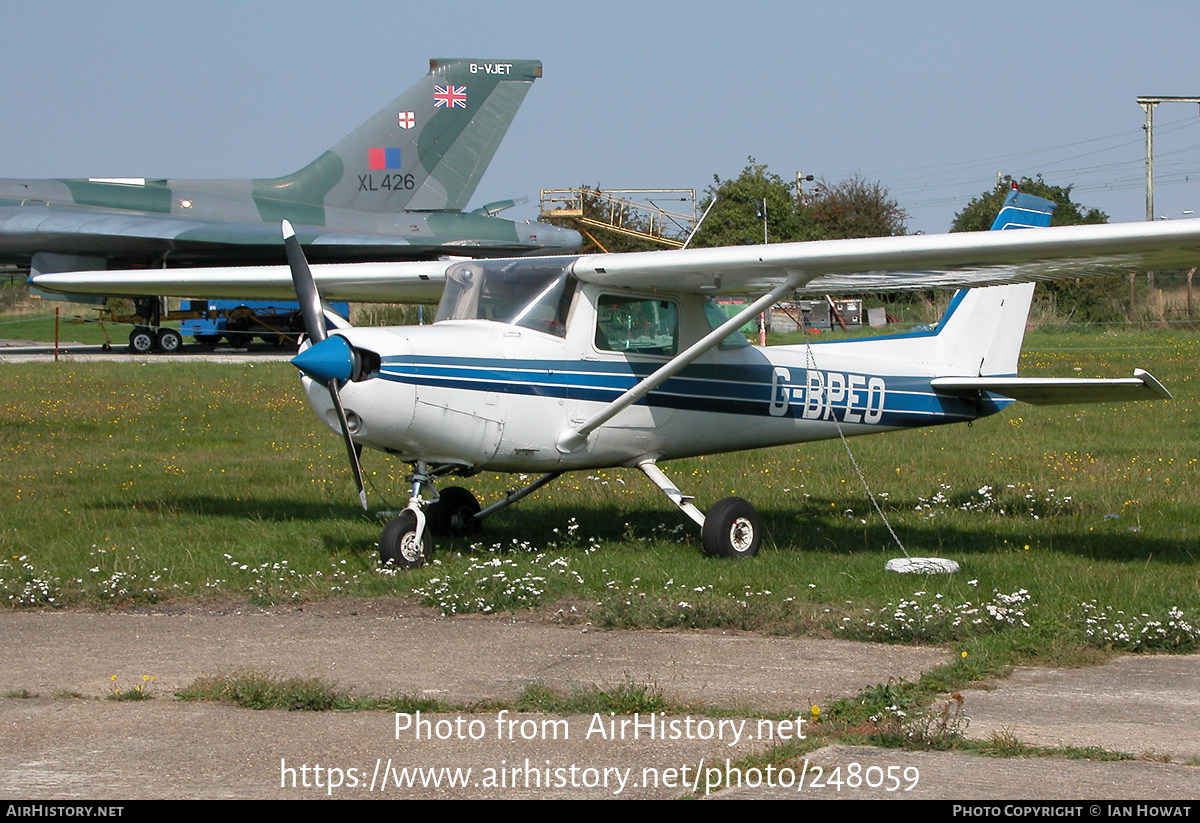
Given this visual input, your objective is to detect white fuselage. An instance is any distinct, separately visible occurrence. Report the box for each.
[301,283,1007,474]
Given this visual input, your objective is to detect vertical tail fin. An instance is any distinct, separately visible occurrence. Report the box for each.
[988,187,1056,231]
[252,59,542,219]
[934,188,1058,375]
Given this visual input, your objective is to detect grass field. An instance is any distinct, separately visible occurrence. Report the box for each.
[2,326,1198,687]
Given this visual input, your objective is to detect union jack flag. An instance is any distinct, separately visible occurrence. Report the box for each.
[433,84,467,108]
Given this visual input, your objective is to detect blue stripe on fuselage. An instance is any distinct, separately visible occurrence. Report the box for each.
[375,355,1010,428]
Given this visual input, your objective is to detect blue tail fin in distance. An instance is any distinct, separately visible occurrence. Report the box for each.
[934,189,1057,375]
[989,188,1057,230]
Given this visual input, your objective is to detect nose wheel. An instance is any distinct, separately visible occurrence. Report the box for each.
[377,465,486,568]
[379,510,433,568]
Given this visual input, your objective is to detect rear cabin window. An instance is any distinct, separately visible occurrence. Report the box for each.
[703,298,752,349]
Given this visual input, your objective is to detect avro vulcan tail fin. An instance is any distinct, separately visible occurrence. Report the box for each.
[252,59,543,220]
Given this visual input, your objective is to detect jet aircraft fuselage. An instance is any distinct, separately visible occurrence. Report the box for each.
[0,176,575,266]
[2,58,580,278]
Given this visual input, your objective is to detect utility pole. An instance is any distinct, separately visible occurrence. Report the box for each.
[1136,96,1200,220]
[1135,96,1200,302]
[754,199,768,345]
[795,173,814,201]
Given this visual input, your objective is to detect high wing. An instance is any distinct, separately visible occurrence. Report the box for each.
[33,217,1200,302]
[570,217,1200,295]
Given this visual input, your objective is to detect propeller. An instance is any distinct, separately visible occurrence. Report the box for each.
[282,220,369,511]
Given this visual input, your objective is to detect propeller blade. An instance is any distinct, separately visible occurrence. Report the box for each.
[327,378,368,511]
[282,221,366,510]
[282,220,326,344]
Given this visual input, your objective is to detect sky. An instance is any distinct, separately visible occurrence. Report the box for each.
[4,1,1200,235]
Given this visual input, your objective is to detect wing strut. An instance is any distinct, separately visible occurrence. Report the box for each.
[554,273,810,453]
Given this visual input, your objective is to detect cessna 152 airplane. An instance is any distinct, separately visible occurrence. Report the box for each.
[33,190,1199,566]
[2,57,581,284]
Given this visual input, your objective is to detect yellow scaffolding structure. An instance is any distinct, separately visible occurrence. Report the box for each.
[540,189,696,249]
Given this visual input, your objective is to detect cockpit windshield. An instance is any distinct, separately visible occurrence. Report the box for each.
[435,257,577,337]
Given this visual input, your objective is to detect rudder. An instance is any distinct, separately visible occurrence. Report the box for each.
[933,188,1058,375]
[255,58,542,218]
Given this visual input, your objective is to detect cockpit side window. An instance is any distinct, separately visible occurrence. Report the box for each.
[594,294,678,356]
[511,274,576,336]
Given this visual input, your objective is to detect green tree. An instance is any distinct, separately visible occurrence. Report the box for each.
[805,174,908,239]
[690,160,813,248]
[952,176,1122,323]
[690,160,906,248]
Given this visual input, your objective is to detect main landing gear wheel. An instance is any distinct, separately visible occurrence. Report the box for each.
[702,497,762,559]
[129,327,155,354]
[427,486,481,536]
[155,328,183,353]
[379,510,433,568]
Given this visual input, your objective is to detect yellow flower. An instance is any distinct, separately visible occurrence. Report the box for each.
[810,705,821,722]
[961,651,968,658]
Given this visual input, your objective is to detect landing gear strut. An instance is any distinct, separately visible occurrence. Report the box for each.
[376,465,563,568]
[638,459,762,558]
[378,461,443,568]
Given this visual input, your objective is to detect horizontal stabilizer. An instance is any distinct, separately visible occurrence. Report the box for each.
[931,369,1171,406]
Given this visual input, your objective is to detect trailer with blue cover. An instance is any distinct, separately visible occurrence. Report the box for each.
[109,298,351,353]
[179,299,348,347]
